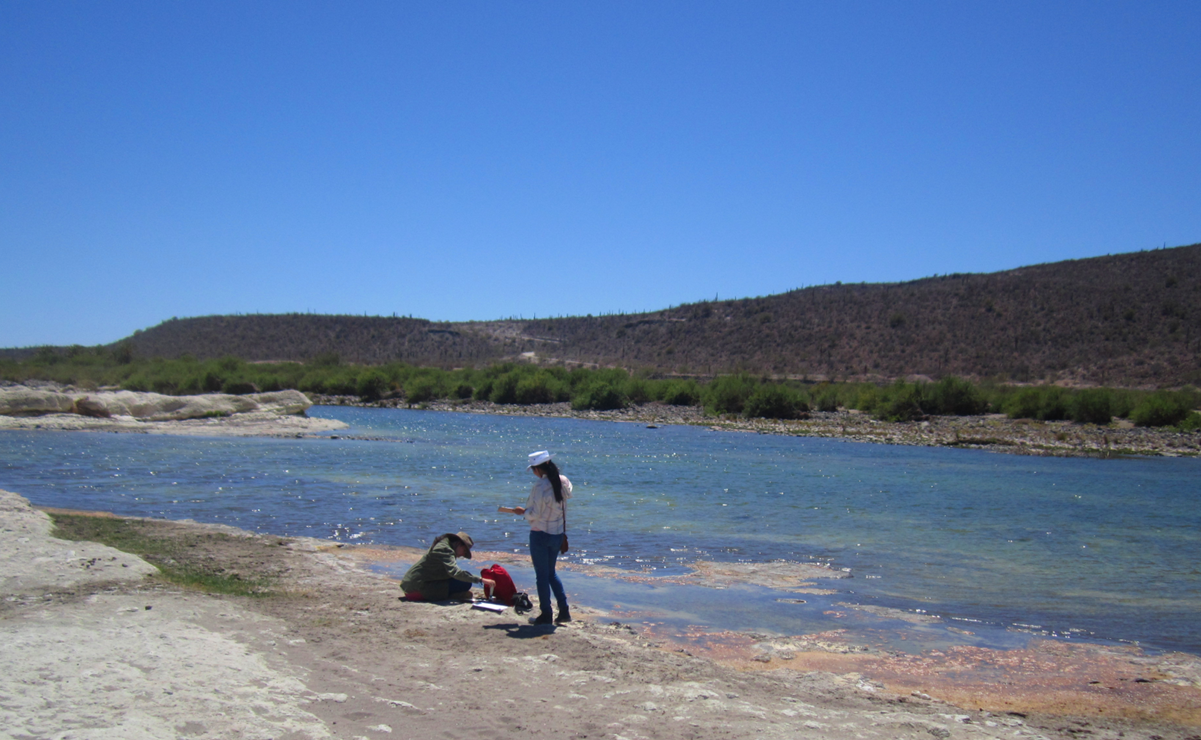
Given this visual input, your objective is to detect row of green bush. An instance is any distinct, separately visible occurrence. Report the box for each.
[3,348,1198,430]
[796,377,1200,429]
[1,352,704,413]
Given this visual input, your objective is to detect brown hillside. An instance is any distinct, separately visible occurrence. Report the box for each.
[5,244,1199,387]
[518,243,1201,387]
[116,314,504,367]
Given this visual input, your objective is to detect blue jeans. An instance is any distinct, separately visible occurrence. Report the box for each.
[529,530,567,615]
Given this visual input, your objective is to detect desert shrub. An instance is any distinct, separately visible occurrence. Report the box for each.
[257,376,283,393]
[466,363,514,402]
[1037,388,1070,421]
[324,371,360,396]
[548,372,573,402]
[743,384,808,419]
[120,374,151,392]
[216,356,244,374]
[1130,392,1194,427]
[405,376,440,404]
[874,381,924,422]
[249,364,293,393]
[575,367,630,391]
[488,372,521,404]
[254,362,304,394]
[146,376,177,394]
[111,342,135,365]
[924,376,988,416]
[1004,388,1042,420]
[1005,386,1069,421]
[703,374,757,416]
[1107,389,1140,419]
[811,383,841,412]
[172,372,202,395]
[472,378,494,401]
[511,372,557,408]
[222,380,259,395]
[571,380,627,411]
[659,379,700,406]
[33,347,62,365]
[854,385,881,414]
[1069,389,1113,425]
[623,378,654,405]
[1177,412,1201,432]
[356,370,389,401]
[201,370,224,393]
[297,371,328,395]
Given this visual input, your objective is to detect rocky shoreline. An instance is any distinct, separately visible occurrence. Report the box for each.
[310,396,1201,459]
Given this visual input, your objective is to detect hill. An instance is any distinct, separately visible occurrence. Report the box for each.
[6,244,1200,388]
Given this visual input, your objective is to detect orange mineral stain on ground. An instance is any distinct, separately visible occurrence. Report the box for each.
[658,626,1201,726]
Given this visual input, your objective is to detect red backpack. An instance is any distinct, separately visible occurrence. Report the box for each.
[480,564,533,613]
[480,564,517,604]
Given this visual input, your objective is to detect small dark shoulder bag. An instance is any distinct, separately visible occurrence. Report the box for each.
[560,503,569,554]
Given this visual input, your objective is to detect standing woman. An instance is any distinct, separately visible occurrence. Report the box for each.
[504,450,572,625]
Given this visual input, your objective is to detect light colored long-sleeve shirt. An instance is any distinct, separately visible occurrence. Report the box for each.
[524,475,572,534]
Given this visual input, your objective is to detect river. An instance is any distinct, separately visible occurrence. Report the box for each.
[2,405,1198,654]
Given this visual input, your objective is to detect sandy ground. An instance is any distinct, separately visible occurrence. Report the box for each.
[4,489,1200,740]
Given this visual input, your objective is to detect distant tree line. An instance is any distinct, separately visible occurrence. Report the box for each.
[4,349,1198,431]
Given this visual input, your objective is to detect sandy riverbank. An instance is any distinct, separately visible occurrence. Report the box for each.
[3,489,1199,740]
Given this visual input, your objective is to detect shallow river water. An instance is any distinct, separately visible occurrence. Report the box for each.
[2,406,1198,654]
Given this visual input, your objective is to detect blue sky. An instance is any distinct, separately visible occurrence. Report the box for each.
[2,2,1199,348]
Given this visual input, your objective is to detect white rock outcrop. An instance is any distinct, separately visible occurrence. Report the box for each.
[0,386,312,421]
[0,387,77,416]
[0,489,158,593]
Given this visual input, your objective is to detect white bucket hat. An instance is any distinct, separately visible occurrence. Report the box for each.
[526,450,553,468]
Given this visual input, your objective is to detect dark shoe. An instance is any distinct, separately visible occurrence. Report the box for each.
[554,606,572,623]
[531,612,553,626]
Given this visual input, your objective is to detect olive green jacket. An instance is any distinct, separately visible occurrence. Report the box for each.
[400,539,481,600]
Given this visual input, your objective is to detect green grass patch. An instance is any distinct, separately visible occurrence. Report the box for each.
[48,513,276,597]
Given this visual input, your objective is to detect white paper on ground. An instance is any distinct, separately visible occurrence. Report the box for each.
[471,602,507,613]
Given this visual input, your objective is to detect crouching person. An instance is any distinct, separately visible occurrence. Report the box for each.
[400,532,495,601]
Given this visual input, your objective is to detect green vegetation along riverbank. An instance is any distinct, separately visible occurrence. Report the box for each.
[4,351,1199,455]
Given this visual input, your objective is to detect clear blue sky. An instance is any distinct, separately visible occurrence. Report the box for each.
[2,2,1199,348]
